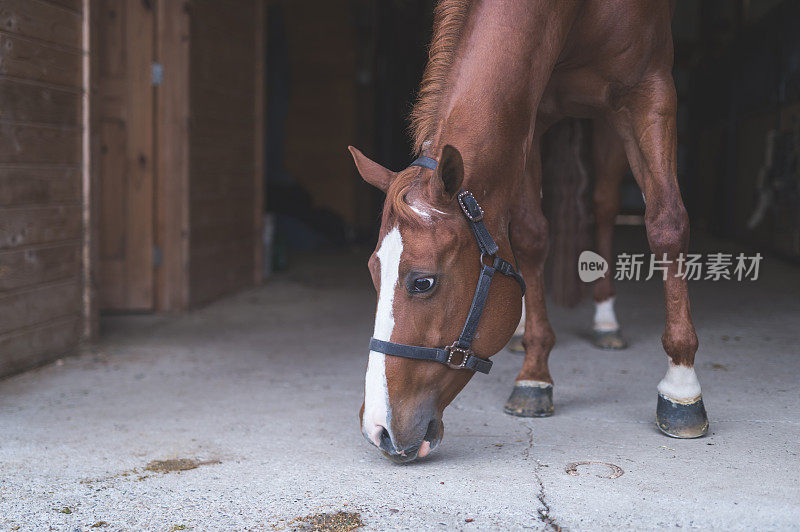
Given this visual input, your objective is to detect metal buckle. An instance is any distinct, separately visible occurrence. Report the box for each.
[445,343,472,369]
[457,191,484,222]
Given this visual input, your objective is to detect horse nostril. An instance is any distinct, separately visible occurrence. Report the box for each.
[378,427,393,452]
[424,418,440,443]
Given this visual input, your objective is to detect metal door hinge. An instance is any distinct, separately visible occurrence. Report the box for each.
[152,62,163,86]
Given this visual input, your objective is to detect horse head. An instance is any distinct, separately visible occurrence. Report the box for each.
[349,144,523,463]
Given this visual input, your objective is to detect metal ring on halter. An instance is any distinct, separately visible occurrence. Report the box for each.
[445,343,472,369]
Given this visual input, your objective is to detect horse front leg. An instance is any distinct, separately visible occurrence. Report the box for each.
[591,119,629,350]
[610,75,708,438]
[504,139,556,418]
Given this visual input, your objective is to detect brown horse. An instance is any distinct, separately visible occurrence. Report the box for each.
[349,0,707,463]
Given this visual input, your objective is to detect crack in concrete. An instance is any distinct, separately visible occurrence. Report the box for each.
[522,422,563,532]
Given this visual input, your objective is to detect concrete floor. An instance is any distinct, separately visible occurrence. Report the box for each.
[1,243,800,531]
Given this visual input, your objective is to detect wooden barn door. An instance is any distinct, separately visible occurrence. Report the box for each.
[92,0,155,311]
[0,0,86,375]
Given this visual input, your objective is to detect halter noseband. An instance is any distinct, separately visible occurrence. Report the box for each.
[368,156,526,375]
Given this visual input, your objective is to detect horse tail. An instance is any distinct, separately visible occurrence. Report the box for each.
[541,118,594,308]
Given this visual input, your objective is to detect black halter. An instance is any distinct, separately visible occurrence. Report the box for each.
[368,156,526,375]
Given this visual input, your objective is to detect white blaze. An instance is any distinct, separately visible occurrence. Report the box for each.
[658,359,702,402]
[363,226,403,446]
[408,204,431,220]
[593,297,619,332]
[408,201,447,220]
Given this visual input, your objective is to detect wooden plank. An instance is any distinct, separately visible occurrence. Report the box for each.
[0,124,81,164]
[92,0,155,311]
[190,171,255,201]
[0,33,82,87]
[190,30,252,56]
[188,0,252,38]
[93,0,124,78]
[190,83,254,103]
[189,237,254,305]
[0,280,80,335]
[190,139,254,173]
[190,58,254,90]
[42,0,84,14]
[0,242,80,291]
[190,196,255,232]
[154,0,190,312]
[189,163,255,178]
[96,119,125,260]
[81,0,94,340]
[189,110,254,127]
[189,29,251,58]
[119,0,153,311]
[0,0,84,376]
[189,126,255,144]
[0,0,83,50]
[254,0,264,285]
[185,0,261,306]
[0,79,82,126]
[0,166,80,206]
[0,316,80,377]
[282,1,357,227]
[0,205,82,249]
[190,225,255,251]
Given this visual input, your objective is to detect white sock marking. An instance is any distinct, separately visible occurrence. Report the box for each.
[514,300,525,336]
[593,297,619,332]
[515,380,552,388]
[363,226,402,446]
[658,359,702,402]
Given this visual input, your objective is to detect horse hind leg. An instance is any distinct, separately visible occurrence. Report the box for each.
[591,119,629,350]
[610,75,708,438]
[508,118,610,354]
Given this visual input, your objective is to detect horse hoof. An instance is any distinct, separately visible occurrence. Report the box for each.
[656,393,709,438]
[507,335,525,354]
[504,381,554,417]
[592,329,628,350]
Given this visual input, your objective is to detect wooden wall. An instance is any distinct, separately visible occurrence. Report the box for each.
[0,0,264,376]
[0,0,86,375]
[282,1,358,229]
[187,0,263,306]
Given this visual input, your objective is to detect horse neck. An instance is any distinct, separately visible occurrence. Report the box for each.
[428,1,573,223]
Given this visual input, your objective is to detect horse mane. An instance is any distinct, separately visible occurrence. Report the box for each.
[409,0,471,155]
[384,168,428,226]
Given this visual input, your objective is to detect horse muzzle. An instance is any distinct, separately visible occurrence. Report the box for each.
[364,418,444,464]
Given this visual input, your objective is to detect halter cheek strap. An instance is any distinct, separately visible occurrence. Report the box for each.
[368,157,525,375]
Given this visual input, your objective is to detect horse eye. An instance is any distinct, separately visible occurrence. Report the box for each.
[411,277,436,293]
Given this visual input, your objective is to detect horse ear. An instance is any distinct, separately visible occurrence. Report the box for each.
[432,144,464,201]
[348,146,396,193]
